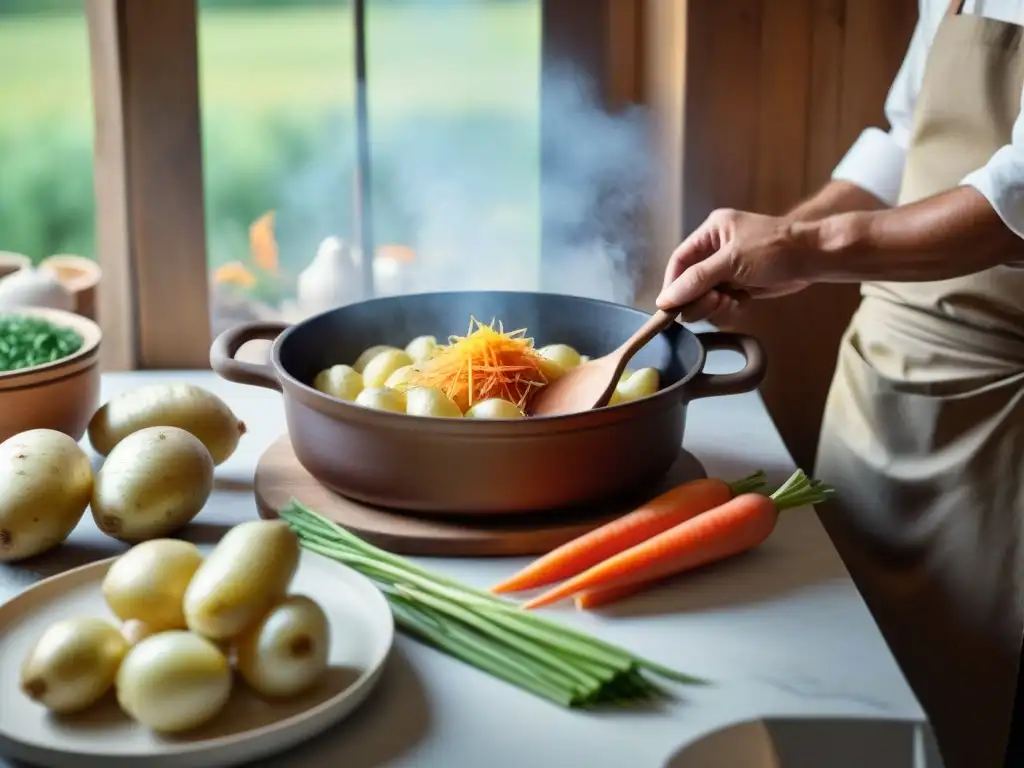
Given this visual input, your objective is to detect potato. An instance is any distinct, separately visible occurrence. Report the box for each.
[464,399,524,419]
[313,364,363,401]
[616,367,660,402]
[88,383,246,465]
[384,364,419,391]
[405,335,438,364]
[538,344,582,371]
[405,386,462,418]
[362,349,415,388]
[354,386,407,413]
[102,539,204,631]
[91,427,214,543]
[21,617,129,714]
[0,429,93,562]
[183,520,300,642]
[352,345,398,373]
[116,631,232,733]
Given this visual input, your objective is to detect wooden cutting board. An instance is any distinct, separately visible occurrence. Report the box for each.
[254,434,707,557]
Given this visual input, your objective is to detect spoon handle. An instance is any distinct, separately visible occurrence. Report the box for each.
[616,308,680,359]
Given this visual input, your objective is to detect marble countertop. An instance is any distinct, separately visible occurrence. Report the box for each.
[0,348,926,768]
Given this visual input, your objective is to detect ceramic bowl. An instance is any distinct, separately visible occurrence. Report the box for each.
[0,252,30,280]
[0,307,102,445]
[39,255,102,321]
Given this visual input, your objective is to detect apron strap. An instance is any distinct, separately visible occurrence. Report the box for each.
[947,0,966,16]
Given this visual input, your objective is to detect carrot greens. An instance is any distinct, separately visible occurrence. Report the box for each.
[279,500,706,708]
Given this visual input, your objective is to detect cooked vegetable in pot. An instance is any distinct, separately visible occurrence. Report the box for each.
[0,314,83,373]
[312,316,665,418]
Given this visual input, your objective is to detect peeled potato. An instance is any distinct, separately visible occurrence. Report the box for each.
[102,539,204,631]
[616,367,660,402]
[91,427,214,543]
[21,617,129,714]
[116,631,232,733]
[405,335,438,363]
[465,398,525,419]
[354,386,407,413]
[538,344,582,371]
[313,365,363,401]
[183,520,300,642]
[88,383,245,465]
[405,386,462,418]
[362,349,415,388]
[121,619,156,646]
[384,364,419,391]
[353,345,398,373]
[0,429,93,563]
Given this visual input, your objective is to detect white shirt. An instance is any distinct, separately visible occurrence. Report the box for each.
[832,0,1024,239]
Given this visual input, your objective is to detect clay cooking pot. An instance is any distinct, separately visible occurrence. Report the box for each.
[210,291,766,515]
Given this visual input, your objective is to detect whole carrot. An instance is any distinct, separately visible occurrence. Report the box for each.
[574,581,651,610]
[522,469,834,610]
[489,471,767,594]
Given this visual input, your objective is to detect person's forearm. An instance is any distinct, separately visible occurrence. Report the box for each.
[797,186,1022,282]
[783,180,888,224]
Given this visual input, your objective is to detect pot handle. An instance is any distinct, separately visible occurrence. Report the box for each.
[687,331,767,400]
[210,321,290,392]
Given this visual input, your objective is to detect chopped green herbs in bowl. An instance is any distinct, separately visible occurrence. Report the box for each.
[0,308,102,444]
[0,315,85,373]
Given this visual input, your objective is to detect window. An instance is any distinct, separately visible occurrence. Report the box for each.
[199,0,542,336]
[0,1,95,267]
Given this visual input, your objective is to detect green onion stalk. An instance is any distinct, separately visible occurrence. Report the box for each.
[279,500,708,709]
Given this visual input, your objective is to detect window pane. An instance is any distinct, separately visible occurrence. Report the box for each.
[199,0,358,334]
[200,0,541,335]
[0,2,95,270]
[365,0,541,295]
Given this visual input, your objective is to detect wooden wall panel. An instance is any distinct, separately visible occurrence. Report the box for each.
[643,0,917,468]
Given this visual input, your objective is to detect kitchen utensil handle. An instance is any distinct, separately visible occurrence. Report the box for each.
[210,321,289,392]
[687,332,767,400]
[617,309,680,358]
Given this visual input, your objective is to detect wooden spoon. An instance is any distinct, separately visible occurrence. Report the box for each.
[528,308,680,417]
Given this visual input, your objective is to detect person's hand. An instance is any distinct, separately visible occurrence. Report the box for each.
[658,208,815,323]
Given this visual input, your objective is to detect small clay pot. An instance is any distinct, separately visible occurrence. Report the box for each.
[0,308,102,444]
[0,252,30,281]
[39,255,102,321]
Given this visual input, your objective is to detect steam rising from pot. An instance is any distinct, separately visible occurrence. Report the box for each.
[261,59,652,310]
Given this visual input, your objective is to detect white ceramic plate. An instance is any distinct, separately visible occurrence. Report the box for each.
[0,550,394,768]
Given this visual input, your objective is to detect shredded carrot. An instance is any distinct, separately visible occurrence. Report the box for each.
[408,317,563,412]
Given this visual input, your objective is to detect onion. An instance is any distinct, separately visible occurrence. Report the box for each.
[235,595,330,698]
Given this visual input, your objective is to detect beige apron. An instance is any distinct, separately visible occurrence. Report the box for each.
[815,2,1024,767]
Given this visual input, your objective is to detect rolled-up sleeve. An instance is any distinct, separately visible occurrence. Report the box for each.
[831,0,938,206]
[961,135,1024,241]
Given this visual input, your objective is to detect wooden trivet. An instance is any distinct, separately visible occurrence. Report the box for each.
[254,435,706,557]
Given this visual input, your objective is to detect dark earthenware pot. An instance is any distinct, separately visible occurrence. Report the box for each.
[210,291,766,515]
